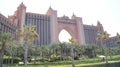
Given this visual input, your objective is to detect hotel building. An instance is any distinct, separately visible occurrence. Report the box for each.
[0,2,117,47]
[0,13,16,39]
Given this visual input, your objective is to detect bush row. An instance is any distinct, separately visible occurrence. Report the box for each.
[78,62,120,67]
[3,58,21,64]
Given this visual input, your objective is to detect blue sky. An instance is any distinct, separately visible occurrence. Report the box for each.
[0,0,120,38]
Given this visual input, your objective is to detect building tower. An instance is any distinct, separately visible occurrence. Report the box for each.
[46,7,58,43]
[97,21,104,32]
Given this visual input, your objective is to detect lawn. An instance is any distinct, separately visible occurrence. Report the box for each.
[3,55,120,67]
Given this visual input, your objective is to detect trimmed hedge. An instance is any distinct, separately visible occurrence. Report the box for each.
[77,62,120,67]
[18,61,120,67]
[3,58,21,64]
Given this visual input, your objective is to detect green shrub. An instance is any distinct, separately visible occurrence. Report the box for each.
[74,56,79,60]
[3,58,21,64]
[49,56,72,62]
[78,62,120,67]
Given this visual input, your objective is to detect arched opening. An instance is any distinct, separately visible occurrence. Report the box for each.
[59,29,72,43]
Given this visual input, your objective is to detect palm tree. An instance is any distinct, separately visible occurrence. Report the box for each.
[69,38,76,67]
[0,32,12,67]
[75,45,85,58]
[16,44,24,58]
[7,41,19,64]
[108,47,113,60]
[27,44,40,64]
[48,43,59,61]
[16,24,39,67]
[116,33,120,44]
[116,33,120,55]
[59,42,67,61]
[96,31,110,64]
[27,43,36,64]
[40,45,48,62]
[85,44,98,58]
[5,41,17,65]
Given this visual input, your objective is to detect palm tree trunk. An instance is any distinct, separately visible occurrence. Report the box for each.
[0,43,6,67]
[60,46,62,61]
[42,52,44,62]
[71,47,75,67]
[101,40,108,64]
[104,46,108,64]
[24,43,28,67]
[11,47,13,65]
[8,55,10,65]
[34,55,36,64]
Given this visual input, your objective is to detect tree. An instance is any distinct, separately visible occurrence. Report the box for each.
[96,46,104,55]
[0,32,12,67]
[5,41,18,65]
[16,24,39,67]
[108,47,113,60]
[40,45,48,62]
[75,45,85,58]
[48,43,59,61]
[5,42,24,59]
[59,42,68,61]
[115,33,120,55]
[84,45,98,58]
[27,44,40,64]
[16,44,24,58]
[69,38,76,67]
[96,31,110,64]
[116,33,120,44]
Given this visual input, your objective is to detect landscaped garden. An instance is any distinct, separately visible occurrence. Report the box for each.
[2,55,120,67]
[1,25,120,67]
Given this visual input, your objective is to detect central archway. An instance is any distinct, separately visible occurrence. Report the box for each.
[57,21,83,45]
[47,8,85,44]
[59,29,72,43]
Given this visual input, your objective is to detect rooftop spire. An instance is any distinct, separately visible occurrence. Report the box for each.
[18,2,26,9]
[117,33,120,36]
[97,20,101,25]
[20,2,24,5]
[71,13,76,19]
[49,6,53,10]
[72,13,75,16]
[20,2,26,7]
